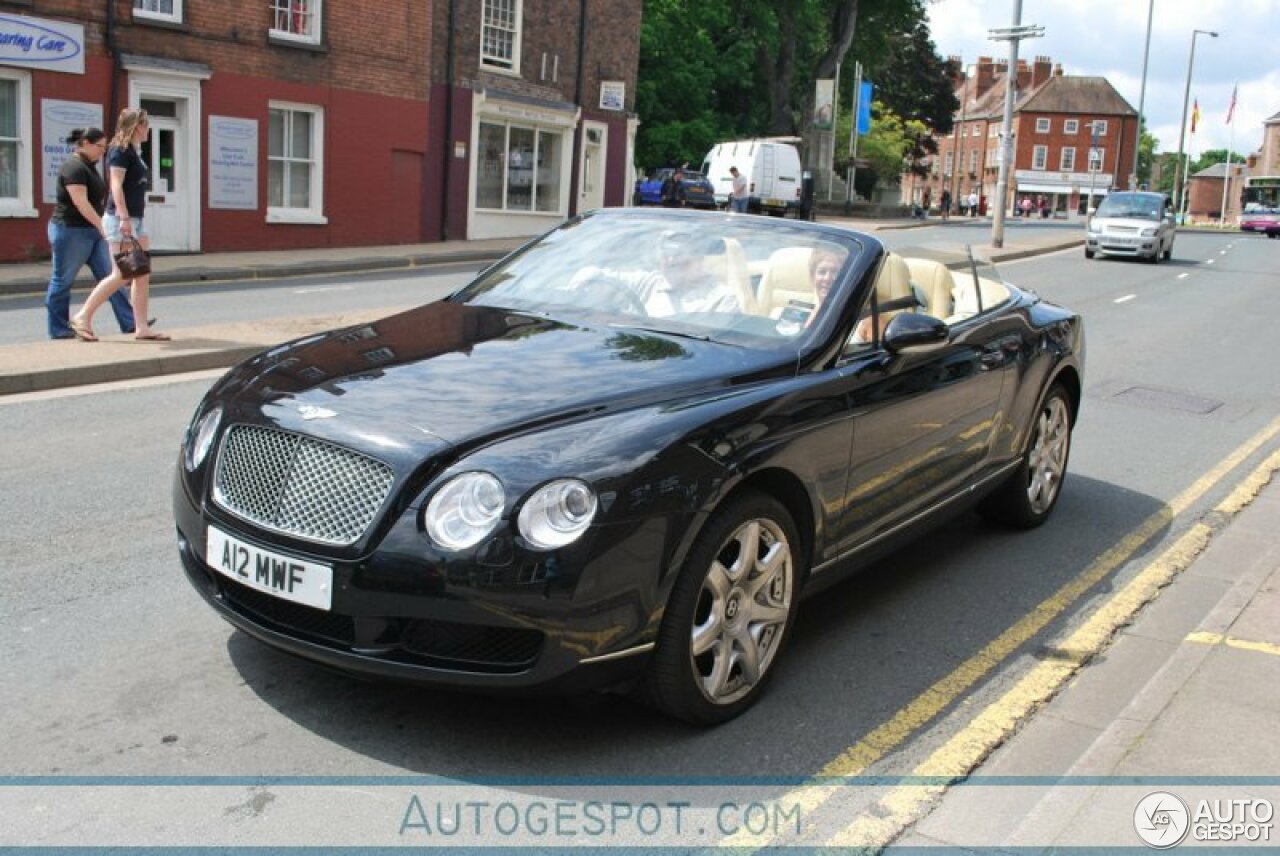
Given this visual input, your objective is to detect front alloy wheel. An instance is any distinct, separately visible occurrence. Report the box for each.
[644,491,801,724]
[979,383,1073,528]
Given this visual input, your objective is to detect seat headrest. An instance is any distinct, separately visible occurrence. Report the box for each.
[873,254,913,305]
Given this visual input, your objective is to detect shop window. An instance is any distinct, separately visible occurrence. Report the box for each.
[270,0,322,45]
[1060,147,1076,172]
[481,0,522,73]
[1064,119,1079,134]
[0,70,34,217]
[476,120,564,214]
[267,103,325,223]
[133,0,182,23]
[1032,145,1048,171]
[1035,117,1050,133]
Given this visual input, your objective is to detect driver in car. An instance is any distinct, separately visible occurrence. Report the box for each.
[569,231,742,318]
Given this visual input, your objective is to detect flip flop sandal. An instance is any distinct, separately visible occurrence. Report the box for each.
[69,319,98,342]
[135,332,171,342]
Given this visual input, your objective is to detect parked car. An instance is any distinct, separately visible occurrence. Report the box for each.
[1240,206,1280,238]
[633,168,718,209]
[702,139,803,216]
[175,209,1083,724]
[1085,191,1176,262]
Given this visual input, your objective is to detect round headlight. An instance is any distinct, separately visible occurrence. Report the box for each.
[517,479,598,550]
[185,404,223,471]
[423,472,505,551]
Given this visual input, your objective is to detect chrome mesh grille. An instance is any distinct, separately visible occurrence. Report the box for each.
[213,424,394,545]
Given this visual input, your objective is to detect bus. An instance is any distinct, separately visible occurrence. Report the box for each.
[1242,176,1280,210]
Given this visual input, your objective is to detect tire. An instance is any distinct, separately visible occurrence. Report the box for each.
[1084,248,1095,259]
[978,383,1073,529]
[642,491,803,724]
[1163,243,1173,260]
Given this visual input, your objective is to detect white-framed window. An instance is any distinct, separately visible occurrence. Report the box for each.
[960,125,967,138]
[1060,147,1076,171]
[989,125,999,138]
[267,102,326,223]
[0,69,35,217]
[481,0,522,73]
[476,120,564,213]
[270,0,322,44]
[969,149,979,175]
[1089,146,1105,169]
[133,0,182,23]
[1064,119,1079,134]
[944,152,954,175]
[971,122,980,137]
[1035,117,1050,133]
[1032,145,1048,170]
[1093,120,1108,136]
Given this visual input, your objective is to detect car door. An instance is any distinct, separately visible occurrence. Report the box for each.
[832,312,1010,553]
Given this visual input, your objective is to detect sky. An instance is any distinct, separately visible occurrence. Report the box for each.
[925,0,1279,159]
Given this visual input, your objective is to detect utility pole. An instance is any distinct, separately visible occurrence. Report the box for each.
[1172,29,1218,223]
[1131,0,1155,189]
[988,1,1043,248]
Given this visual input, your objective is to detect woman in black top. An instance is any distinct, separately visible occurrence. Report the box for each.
[73,108,169,341]
[44,128,137,340]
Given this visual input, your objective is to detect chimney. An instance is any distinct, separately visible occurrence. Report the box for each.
[974,56,997,97]
[947,55,965,90]
[1053,63,1064,77]
[1032,55,1053,88]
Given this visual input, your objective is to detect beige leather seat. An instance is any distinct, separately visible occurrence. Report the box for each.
[947,275,1011,323]
[719,237,756,314]
[757,247,815,317]
[903,257,955,319]
[872,253,915,318]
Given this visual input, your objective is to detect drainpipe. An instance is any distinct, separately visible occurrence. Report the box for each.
[439,0,456,241]
[106,0,121,125]
[569,0,587,215]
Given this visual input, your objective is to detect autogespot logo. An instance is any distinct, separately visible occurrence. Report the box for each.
[1135,792,1191,849]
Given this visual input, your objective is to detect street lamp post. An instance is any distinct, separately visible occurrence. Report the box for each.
[1171,28,1218,220]
[1131,0,1155,189]
[988,0,1043,249]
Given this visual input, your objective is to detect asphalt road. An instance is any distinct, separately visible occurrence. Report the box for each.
[2,229,1277,844]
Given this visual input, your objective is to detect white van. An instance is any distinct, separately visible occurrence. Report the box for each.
[701,139,803,216]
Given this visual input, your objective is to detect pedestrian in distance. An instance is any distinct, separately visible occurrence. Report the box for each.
[940,188,952,221]
[660,168,687,208]
[729,166,749,214]
[43,128,138,340]
[968,189,979,218]
[1039,195,1050,219]
[1021,196,1033,218]
[73,108,169,342]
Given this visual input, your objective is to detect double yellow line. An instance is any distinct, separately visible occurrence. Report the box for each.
[721,415,1280,850]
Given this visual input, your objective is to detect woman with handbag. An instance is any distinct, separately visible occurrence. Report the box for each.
[72,108,168,342]
[43,128,139,340]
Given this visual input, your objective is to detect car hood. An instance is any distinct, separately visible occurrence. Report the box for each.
[219,301,788,450]
[1091,215,1162,230]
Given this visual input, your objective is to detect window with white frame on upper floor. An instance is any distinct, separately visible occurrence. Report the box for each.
[1064,119,1079,134]
[960,125,967,137]
[133,0,182,23]
[1060,147,1076,171]
[1035,117,1050,133]
[1089,146,1105,169]
[971,122,980,136]
[481,0,522,73]
[268,103,325,223]
[990,125,998,138]
[269,0,322,44]
[0,69,35,216]
[1093,120,1108,136]
[1032,145,1048,170]
[944,152,954,175]
[969,149,979,175]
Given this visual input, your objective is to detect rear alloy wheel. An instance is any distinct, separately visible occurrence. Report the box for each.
[979,383,1073,529]
[643,491,801,724]
[1084,248,1095,259]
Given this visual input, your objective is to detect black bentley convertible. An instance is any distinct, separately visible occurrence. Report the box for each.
[174,209,1083,724]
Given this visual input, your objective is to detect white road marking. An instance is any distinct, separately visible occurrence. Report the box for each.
[1114,294,1136,304]
[1206,259,1215,264]
[292,285,356,294]
[1178,273,1190,279]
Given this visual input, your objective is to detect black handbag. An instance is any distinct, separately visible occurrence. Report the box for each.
[114,236,152,277]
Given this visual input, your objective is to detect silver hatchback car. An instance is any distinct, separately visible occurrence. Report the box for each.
[1085,191,1175,263]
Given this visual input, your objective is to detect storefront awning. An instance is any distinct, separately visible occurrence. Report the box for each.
[1016,181,1109,195]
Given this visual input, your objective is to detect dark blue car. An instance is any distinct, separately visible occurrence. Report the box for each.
[633,168,719,209]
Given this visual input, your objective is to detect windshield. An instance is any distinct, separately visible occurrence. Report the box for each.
[451,211,865,350]
[1095,193,1163,220]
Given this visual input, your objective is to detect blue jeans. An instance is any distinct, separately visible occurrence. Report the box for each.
[731,197,749,213]
[45,220,136,338]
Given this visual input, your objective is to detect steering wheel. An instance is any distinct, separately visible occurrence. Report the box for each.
[574,277,649,317]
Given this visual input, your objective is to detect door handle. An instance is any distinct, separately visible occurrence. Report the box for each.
[148,195,165,203]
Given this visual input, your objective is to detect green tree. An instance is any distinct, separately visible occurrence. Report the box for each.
[1137,126,1158,188]
[841,102,927,197]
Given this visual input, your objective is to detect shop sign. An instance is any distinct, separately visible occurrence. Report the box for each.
[208,116,258,210]
[41,99,101,203]
[0,14,84,75]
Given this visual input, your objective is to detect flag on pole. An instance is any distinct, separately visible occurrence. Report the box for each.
[1225,84,1237,125]
[1191,99,1200,134]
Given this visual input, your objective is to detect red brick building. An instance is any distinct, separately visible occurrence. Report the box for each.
[907,56,1139,218]
[0,1,640,262]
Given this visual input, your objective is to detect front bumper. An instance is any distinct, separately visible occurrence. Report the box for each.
[174,471,664,693]
[1086,234,1159,257]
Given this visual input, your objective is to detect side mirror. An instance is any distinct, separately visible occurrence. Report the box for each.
[883,313,949,353]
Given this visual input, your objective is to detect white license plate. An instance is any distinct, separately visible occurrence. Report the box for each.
[206,525,333,611]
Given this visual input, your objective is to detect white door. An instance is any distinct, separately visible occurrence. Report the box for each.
[139,115,192,251]
[580,123,607,212]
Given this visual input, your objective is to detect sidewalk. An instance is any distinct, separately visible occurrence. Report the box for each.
[897,459,1280,850]
[0,217,1083,395]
